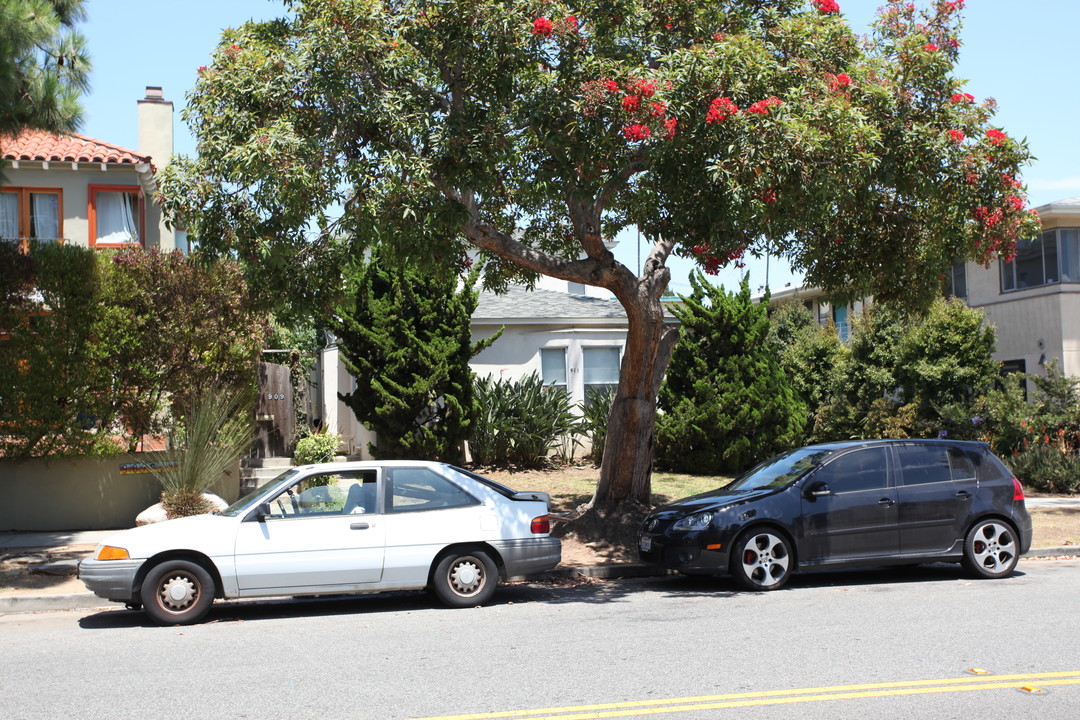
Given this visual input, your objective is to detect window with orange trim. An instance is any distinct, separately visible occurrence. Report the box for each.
[89,185,143,247]
[0,187,64,252]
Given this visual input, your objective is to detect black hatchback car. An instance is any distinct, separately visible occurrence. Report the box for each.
[638,439,1032,590]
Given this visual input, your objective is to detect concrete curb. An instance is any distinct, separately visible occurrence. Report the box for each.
[3,551,1077,616]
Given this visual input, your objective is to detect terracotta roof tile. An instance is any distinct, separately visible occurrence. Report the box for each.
[0,129,149,165]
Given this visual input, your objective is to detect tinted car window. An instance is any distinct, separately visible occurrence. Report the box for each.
[813,448,888,493]
[947,448,977,481]
[726,447,836,491]
[898,445,952,486]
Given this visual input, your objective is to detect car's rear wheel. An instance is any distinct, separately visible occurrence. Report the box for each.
[431,550,498,607]
[732,529,792,591]
[141,560,215,625]
[962,519,1019,579]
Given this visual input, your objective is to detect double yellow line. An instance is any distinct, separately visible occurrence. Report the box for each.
[411,671,1080,720]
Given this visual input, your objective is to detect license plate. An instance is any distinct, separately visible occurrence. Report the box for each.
[639,535,652,552]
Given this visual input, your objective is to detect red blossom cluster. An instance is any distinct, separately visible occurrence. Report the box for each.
[985,128,1008,145]
[950,92,975,104]
[814,0,841,14]
[827,72,852,90]
[1006,195,1025,211]
[649,101,667,117]
[923,43,939,52]
[225,44,241,58]
[693,244,747,273]
[662,116,678,139]
[532,17,554,36]
[760,187,778,204]
[630,79,657,98]
[706,96,739,123]
[947,129,965,144]
[746,96,782,115]
[622,123,651,141]
[947,38,960,48]
[622,95,641,112]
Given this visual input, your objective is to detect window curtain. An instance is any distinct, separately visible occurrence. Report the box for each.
[97,191,138,243]
[0,193,17,240]
[29,193,59,240]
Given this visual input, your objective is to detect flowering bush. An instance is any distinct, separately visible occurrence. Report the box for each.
[814,0,841,14]
[532,17,553,36]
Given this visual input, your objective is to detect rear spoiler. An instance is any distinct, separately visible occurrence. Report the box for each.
[511,491,551,508]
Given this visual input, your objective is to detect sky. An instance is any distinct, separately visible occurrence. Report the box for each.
[75,0,1080,297]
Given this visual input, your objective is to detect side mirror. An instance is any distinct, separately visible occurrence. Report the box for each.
[806,481,831,499]
[256,502,272,521]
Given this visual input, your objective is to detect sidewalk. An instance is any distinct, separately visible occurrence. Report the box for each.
[2,525,1078,617]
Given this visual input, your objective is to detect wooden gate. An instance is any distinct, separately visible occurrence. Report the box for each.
[253,362,295,457]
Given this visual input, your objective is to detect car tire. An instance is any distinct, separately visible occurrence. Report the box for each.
[431,550,498,608]
[141,560,216,625]
[962,519,1019,579]
[731,529,793,591]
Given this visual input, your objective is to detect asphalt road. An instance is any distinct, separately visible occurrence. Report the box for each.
[2,557,1078,720]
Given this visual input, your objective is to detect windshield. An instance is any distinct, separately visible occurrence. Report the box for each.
[725,448,836,492]
[220,469,299,517]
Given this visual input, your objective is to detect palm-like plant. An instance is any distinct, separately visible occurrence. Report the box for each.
[151,386,255,518]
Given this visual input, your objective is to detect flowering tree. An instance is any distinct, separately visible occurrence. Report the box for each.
[159,0,1038,522]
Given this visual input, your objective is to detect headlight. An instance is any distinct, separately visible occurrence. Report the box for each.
[672,511,714,532]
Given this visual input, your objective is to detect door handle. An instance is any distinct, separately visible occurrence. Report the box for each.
[350,522,370,530]
[878,498,895,508]
[956,490,972,500]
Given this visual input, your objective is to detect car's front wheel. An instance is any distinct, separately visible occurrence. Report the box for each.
[962,519,1019,579]
[141,560,216,625]
[431,550,498,607]
[732,529,793,591]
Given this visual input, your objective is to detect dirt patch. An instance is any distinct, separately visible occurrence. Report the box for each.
[0,545,95,597]
[1029,507,1080,548]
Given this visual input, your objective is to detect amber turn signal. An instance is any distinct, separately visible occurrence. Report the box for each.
[96,545,130,561]
[530,515,551,534]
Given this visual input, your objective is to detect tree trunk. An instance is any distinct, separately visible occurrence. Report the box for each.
[590,280,679,508]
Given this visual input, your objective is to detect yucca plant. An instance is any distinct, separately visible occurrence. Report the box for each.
[150,385,255,518]
[470,374,584,467]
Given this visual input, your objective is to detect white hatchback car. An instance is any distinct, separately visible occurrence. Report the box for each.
[80,461,561,624]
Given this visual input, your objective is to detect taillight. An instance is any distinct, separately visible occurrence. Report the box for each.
[531,515,551,534]
[1012,477,1025,501]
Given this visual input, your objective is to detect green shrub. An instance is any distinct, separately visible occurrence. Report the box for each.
[583,386,616,465]
[294,432,342,465]
[470,374,584,467]
[1004,444,1080,494]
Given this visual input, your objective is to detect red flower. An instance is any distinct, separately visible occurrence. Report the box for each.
[622,123,651,141]
[1007,195,1025,211]
[198,66,206,73]
[827,72,852,90]
[692,243,710,255]
[706,96,739,124]
[922,43,939,52]
[814,0,840,14]
[565,15,578,32]
[649,101,668,117]
[947,129,965,144]
[622,95,641,112]
[533,17,554,36]
[663,116,678,139]
[747,96,782,114]
[947,38,960,48]
[986,128,1007,145]
[631,79,657,98]
[950,92,975,104]
[605,79,620,93]
[760,187,778,204]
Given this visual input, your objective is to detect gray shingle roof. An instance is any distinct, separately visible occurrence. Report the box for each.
[473,285,626,322]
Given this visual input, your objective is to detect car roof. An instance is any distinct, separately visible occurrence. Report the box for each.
[294,460,452,472]
[803,438,991,452]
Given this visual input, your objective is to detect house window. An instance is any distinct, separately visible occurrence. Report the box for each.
[946,259,967,300]
[0,188,64,250]
[540,347,568,392]
[582,346,621,396]
[1000,229,1080,292]
[89,185,143,247]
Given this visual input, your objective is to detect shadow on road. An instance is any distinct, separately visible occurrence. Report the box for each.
[76,562,1023,629]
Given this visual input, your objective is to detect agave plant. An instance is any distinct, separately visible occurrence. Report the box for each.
[150,385,255,518]
[470,373,585,467]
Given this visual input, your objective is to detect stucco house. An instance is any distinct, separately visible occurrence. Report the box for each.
[1,87,180,252]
